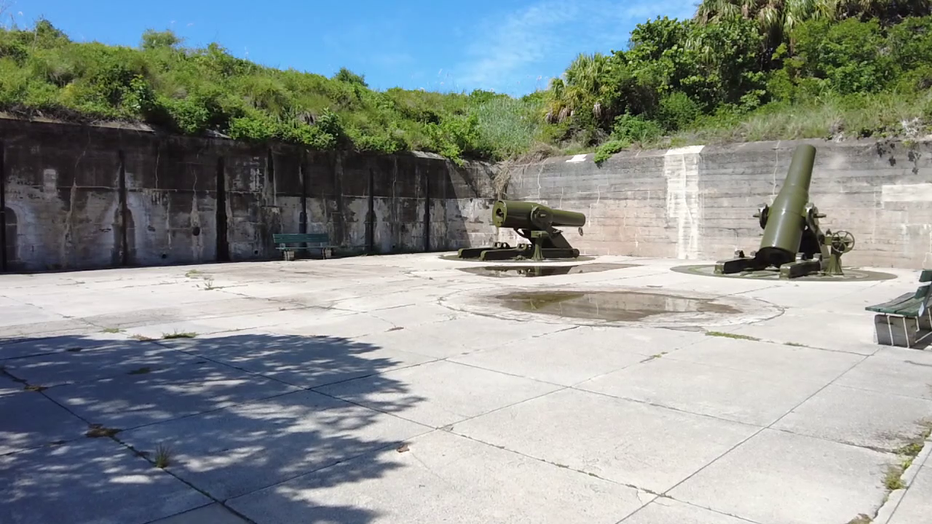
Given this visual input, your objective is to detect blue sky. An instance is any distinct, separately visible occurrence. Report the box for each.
[5,0,699,96]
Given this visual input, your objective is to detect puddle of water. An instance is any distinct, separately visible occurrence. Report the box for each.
[459,263,637,278]
[497,290,740,321]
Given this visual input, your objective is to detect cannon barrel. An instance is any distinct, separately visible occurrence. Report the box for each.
[756,144,816,267]
[492,200,586,230]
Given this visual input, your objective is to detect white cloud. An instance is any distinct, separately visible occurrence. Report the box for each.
[455,0,698,94]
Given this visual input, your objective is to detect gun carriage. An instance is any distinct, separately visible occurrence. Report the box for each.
[715,145,855,279]
[457,200,586,262]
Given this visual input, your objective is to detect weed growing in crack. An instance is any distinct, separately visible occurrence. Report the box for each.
[154,444,173,468]
[85,424,121,438]
[881,421,932,492]
[705,331,760,341]
[102,327,123,334]
[884,466,906,490]
[894,420,932,459]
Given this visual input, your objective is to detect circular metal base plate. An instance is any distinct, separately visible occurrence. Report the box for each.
[670,264,898,282]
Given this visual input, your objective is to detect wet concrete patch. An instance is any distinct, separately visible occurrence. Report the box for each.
[440,285,783,329]
[458,263,638,278]
[497,290,739,322]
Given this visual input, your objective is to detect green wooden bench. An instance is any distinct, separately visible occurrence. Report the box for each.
[866,269,932,348]
[272,233,334,261]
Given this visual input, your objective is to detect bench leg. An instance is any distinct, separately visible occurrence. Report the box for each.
[283,250,295,262]
[874,314,894,346]
[873,314,932,349]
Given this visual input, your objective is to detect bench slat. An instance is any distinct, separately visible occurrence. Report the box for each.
[273,234,330,244]
[866,292,922,315]
[866,283,932,317]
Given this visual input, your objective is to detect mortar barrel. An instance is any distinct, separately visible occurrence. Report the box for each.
[492,200,586,229]
[756,144,816,266]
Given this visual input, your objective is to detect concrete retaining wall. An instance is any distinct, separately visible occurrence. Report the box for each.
[0,118,496,272]
[6,118,931,273]
[503,140,932,269]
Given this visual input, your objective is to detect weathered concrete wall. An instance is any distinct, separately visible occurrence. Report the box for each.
[0,118,495,272]
[503,140,932,269]
[14,119,926,273]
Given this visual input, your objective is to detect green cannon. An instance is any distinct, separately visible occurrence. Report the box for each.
[457,200,586,262]
[715,144,855,279]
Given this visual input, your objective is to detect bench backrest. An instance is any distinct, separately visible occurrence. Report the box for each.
[273,233,329,245]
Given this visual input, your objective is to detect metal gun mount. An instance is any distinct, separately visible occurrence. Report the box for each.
[457,200,586,262]
[715,144,856,279]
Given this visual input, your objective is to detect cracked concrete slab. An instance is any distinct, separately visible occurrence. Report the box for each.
[149,503,248,524]
[450,327,653,386]
[119,391,430,501]
[0,372,22,396]
[669,336,865,381]
[1,342,196,388]
[0,391,89,454]
[577,357,827,426]
[172,333,437,389]
[316,360,562,428]
[888,459,932,524]
[773,384,932,452]
[229,430,654,524]
[0,299,70,327]
[350,315,573,359]
[0,334,136,360]
[622,497,754,524]
[0,437,210,524]
[669,428,895,524]
[730,310,881,355]
[452,388,759,493]
[1,254,929,524]
[0,319,99,341]
[836,347,932,401]
[44,359,299,430]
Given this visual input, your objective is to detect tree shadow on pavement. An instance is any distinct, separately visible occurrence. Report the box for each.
[0,333,429,524]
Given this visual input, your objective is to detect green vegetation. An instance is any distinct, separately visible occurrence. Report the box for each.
[154,443,173,468]
[0,19,540,165]
[705,331,760,341]
[3,2,932,164]
[884,465,906,490]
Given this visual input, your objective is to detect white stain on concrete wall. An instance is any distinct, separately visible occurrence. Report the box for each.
[664,145,704,260]
[566,154,588,163]
[42,168,57,193]
[881,183,932,202]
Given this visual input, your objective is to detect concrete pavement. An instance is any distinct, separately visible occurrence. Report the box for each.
[1,253,930,524]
